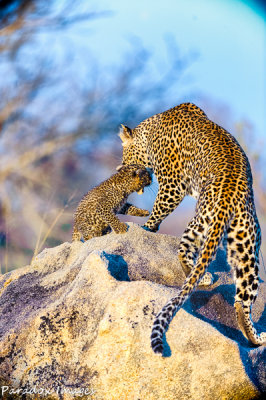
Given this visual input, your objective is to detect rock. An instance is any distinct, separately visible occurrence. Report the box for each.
[0,223,265,400]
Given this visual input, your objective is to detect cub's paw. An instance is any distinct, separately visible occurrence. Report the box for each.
[199,272,214,286]
[138,209,150,217]
[115,223,128,234]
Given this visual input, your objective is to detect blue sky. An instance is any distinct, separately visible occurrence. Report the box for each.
[82,0,265,142]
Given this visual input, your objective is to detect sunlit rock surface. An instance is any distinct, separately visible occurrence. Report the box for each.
[0,223,265,399]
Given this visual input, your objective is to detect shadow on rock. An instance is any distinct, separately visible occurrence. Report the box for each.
[102,251,130,282]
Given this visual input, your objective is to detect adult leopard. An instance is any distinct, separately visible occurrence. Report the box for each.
[118,102,266,355]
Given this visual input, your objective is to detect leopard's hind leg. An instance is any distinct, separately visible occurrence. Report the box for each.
[178,214,213,286]
[151,207,230,354]
[82,224,107,241]
[73,222,103,242]
[227,213,266,346]
[72,226,82,241]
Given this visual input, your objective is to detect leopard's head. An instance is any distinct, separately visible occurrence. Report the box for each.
[117,124,152,171]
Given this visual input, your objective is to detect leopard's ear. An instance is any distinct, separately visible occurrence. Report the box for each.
[119,124,133,147]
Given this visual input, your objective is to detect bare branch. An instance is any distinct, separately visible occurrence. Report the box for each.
[0,97,22,124]
[0,131,84,181]
[0,10,112,36]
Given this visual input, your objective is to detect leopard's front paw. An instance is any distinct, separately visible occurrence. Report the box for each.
[142,224,158,232]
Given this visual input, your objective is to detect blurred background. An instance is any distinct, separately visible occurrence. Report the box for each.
[0,0,265,274]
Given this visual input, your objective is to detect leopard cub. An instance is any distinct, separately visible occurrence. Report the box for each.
[72,165,152,241]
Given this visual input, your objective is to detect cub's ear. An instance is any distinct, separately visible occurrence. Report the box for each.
[134,168,144,177]
[118,124,133,147]
[116,165,123,171]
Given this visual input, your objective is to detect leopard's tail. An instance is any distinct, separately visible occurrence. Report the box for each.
[151,210,230,355]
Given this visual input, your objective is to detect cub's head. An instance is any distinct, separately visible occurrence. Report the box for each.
[117,164,152,195]
[117,124,151,171]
